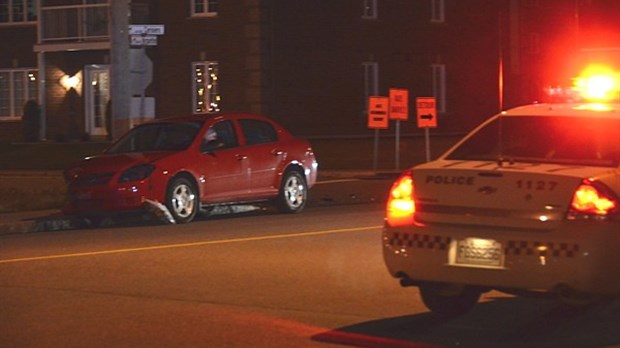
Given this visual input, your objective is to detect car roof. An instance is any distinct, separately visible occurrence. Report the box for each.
[501,103,620,119]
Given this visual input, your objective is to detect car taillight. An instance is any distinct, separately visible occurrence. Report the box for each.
[569,179,618,218]
[386,171,415,227]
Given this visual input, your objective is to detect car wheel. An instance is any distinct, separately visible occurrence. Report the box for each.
[165,176,198,223]
[419,283,481,319]
[276,171,307,213]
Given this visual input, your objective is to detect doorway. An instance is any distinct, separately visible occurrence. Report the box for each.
[84,65,110,137]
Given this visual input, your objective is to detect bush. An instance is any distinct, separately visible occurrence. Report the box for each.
[21,100,41,142]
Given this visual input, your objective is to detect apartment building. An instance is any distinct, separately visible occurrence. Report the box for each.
[1,0,618,142]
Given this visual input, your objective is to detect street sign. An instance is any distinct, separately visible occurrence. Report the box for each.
[128,24,165,36]
[130,35,158,46]
[416,97,437,128]
[368,96,389,129]
[389,88,409,120]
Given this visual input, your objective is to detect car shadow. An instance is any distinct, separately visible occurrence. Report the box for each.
[312,296,620,348]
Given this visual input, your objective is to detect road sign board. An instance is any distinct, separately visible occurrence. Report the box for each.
[128,24,165,36]
[389,88,409,120]
[130,35,158,46]
[368,96,389,129]
[416,97,437,128]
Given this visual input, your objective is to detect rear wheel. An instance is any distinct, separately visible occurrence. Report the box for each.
[419,283,481,319]
[276,171,307,213]
[165,176,198,223]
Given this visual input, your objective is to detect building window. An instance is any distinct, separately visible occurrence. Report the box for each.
[362,0,377,19]
[191,0,218,17]
[0,0,37,24]
[430,0,444,23]
[0,69,38,120]
[362,61,379,113]
[431,64,446,113]
[192,62,221,114]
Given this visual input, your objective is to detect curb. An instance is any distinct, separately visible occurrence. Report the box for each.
[0,173,396,235]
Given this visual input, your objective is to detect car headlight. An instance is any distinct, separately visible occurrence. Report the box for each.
[118,164,156,183]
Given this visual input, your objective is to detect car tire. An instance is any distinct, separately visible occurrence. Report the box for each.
[165,176,198,223]
[276,171,307,213]
[419,283,481,319]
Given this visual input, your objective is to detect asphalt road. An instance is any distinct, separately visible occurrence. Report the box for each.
[1,202,620,347]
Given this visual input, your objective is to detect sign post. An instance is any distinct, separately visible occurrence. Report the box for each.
[368,96,389,172]
[128,24,165,126]
[416,97,437,162]
[389,88,409,171]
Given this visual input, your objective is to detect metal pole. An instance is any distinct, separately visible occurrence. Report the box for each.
[109,0,130,139]
[425,128,431,162]
[395,120,400,171]
[373,129,379,173]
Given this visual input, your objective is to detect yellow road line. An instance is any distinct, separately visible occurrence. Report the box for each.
[0,225,382,264]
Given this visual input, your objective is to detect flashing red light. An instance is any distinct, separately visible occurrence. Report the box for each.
[386,172,415,226]
[572,65,620,102]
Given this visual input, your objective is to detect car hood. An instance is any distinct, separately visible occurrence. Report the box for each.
[66,151,174,175]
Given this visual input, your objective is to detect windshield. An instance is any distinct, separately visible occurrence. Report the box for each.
[446,115,620,167]
[106,121,203,154]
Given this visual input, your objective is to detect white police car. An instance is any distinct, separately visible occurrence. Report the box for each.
[383,68,620,318]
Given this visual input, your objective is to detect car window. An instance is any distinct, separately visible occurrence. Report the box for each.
[106,121,203,154]
[446,116,620,167]
[201,120,238,152]
[239,119,278,145]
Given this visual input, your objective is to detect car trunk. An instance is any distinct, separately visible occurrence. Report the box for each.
[411,160,602,230]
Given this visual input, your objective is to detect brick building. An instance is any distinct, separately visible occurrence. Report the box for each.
[1,0,618,142]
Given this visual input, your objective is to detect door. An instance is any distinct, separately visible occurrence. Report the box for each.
[84,65,110,137]
[198,120,251,202]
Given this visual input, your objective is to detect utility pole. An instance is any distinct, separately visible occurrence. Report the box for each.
[109,0,130,140]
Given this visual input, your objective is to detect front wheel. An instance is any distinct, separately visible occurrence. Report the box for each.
[165,176,198,223]
[419,283,481,319]
[276,171,307,213]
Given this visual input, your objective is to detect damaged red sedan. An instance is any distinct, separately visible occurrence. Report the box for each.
[63,113,318,224]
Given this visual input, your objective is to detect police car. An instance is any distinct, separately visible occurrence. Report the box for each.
[383,67,620,318]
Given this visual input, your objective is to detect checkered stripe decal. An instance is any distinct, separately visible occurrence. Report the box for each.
[505,241,579,258]
[387,232,451,251]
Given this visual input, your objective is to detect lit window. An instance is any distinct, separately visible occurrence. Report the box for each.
[431,64,446,113]
[192,62,221,114]
[363,61,379,114]
[430,0,444,23]
[0,0,37,23]
[0,69,38,120]
[191,0,218,17]
[362,0,377,19]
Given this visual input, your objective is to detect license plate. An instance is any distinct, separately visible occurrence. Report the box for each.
[455,238,503,267]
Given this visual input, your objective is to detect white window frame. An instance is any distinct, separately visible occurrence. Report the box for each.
[430,0,445,23]
[362,0,377,20]
[191,0,218,17]
[431,64,446,113]
[362,61,379,113]
[0,0,37,24]
[0,69,38,120]
[192,61,221,114]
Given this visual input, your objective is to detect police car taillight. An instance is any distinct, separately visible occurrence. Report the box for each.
[386,171,415,226]
[569,179,618,218]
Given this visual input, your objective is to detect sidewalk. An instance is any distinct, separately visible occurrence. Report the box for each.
[0,170,397,235]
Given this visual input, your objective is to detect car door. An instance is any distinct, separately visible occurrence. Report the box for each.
[238,118,283,197]
[198,120,251,203]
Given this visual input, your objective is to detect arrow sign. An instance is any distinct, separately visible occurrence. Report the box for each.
[416,97,437,128]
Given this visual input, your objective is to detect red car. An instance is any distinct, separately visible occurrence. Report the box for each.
[63,113,318,223]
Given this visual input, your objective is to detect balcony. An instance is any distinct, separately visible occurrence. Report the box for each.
[34,3,110,52]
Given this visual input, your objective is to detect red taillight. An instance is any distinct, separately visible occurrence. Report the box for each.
[386,172,415,226]
[569,179,618,217]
